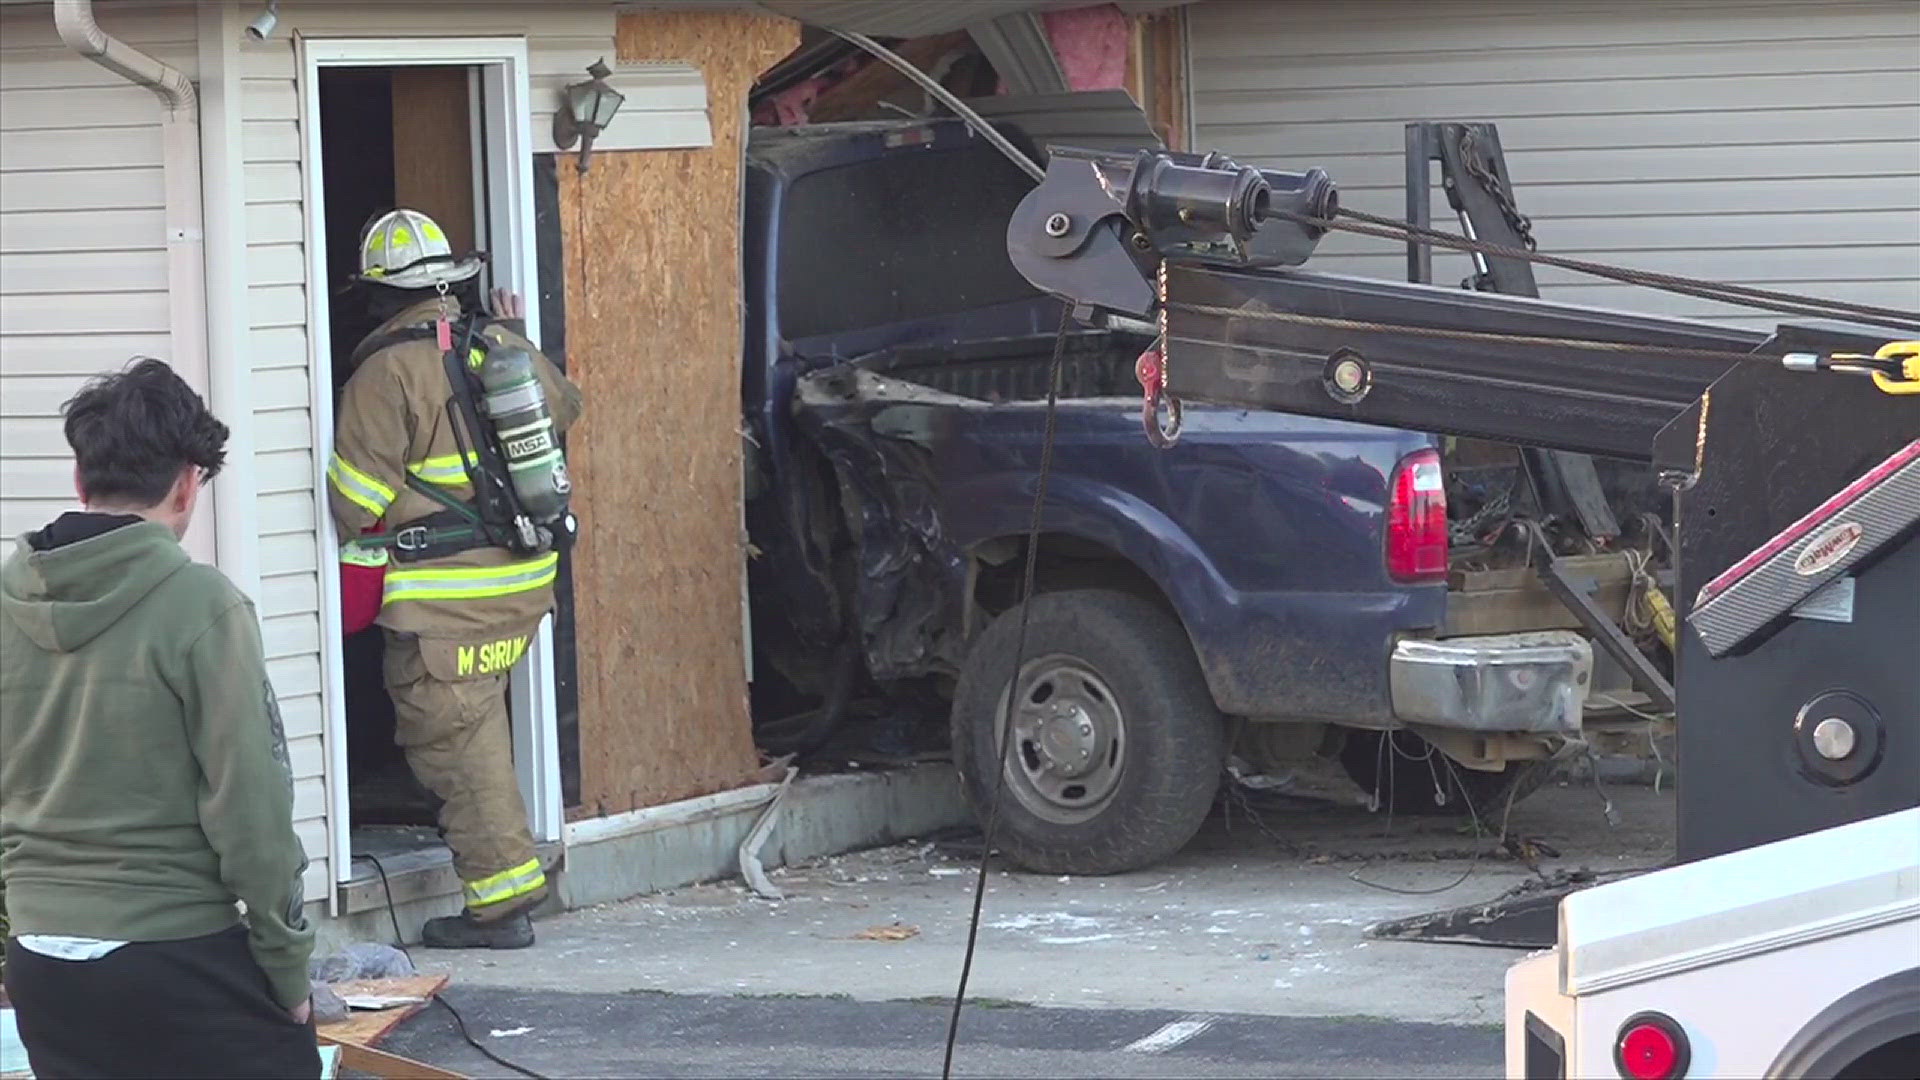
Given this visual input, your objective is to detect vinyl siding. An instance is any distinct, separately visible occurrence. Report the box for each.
[0,0,337,903]
[0,3,189,539]
[1187,0,1920,329]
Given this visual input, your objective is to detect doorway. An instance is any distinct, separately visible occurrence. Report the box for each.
[300,38,562,896]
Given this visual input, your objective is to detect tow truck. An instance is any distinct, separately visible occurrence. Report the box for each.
[993,124,1919,1078]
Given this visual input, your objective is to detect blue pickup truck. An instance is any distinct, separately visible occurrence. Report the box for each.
[742,113,1612,875]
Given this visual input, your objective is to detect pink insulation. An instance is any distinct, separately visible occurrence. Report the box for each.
[1039,4,1131,92]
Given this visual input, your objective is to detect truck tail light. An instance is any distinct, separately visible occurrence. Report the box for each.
[1387,448,1448,583]
[1615,1012,1690,1080]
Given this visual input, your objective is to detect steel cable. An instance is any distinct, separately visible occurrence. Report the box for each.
[941,301,1075,1080]
[1280,206,1920,329]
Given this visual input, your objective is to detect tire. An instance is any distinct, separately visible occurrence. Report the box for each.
[1339,729,1553,819]
[951,589,1226,875]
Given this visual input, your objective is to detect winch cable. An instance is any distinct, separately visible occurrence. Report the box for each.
[940,301,1075,1080]
[1163,302,1773,367]
[826,28,1046,183]
[1278,206,1920,328]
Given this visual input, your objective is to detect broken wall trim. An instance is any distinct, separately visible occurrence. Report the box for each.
[564,781,783,847]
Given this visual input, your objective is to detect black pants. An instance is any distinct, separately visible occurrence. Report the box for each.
[3,926,320,1079]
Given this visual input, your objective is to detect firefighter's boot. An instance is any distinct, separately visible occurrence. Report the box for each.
[420,908,535,950]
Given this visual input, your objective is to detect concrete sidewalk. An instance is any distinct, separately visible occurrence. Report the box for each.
[415,782,1673,1027]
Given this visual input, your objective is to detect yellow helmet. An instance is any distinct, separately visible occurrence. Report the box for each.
[356,208,483,290]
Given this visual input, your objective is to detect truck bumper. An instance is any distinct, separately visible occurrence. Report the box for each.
[1390,631,1592,735]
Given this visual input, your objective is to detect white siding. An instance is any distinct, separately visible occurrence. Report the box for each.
[1187,0,1920,328]
[0,1,333,902]
[264,1,712,151]
[0,3,191,538]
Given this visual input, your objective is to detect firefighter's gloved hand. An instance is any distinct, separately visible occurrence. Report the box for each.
[490,288,525,322]
[339,538,389,568]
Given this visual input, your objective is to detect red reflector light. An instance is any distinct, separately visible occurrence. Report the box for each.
[1387,448,1448,583]
[1615,1012,1689,1080]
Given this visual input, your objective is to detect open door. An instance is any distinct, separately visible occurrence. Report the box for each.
[300,38,561,900]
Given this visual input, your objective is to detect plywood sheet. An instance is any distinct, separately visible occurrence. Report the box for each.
[560,11,800,816]
[316,974,449,1048]
[391,67,476,256]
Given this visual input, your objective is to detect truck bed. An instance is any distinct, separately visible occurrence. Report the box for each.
[790,328,1444,723]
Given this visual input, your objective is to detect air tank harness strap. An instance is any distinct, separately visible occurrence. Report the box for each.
[353,474,500,563]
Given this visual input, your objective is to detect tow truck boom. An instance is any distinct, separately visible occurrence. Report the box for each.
[1001,137,1918,1078]
[1003,142,1919,864]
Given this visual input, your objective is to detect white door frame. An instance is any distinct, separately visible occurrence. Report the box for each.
[297,36,564,887]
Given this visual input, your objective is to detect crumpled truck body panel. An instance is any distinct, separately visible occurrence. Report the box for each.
[792,361,1444,723]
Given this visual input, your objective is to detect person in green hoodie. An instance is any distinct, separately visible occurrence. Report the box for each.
[1,358,319,1077]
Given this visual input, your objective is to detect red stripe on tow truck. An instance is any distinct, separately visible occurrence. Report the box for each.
[1695,439,1920,608]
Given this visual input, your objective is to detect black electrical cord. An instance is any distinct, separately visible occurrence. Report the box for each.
[939,302,1075,1080]
[351,853,549,1080]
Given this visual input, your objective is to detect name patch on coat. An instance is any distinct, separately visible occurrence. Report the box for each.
[457,634,530,676]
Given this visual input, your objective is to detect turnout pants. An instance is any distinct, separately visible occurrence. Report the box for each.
[383,630,548,920]
[3,927,321,1078]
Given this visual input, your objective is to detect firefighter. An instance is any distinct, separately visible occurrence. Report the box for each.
[328,208,582,949]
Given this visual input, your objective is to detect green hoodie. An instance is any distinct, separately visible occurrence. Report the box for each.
[1,516,313,1009]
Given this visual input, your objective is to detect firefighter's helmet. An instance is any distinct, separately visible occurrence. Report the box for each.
[356,208,483,290]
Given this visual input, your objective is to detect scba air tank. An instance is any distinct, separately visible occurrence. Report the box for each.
[477,346,571,523]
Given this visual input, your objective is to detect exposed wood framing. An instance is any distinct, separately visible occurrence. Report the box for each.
[1136,10,1187,150]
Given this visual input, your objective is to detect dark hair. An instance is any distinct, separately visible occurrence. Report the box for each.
[355,277,483,328]
[62,358,229,507]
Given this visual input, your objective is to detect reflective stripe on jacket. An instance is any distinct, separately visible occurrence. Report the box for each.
[328,298,582,641]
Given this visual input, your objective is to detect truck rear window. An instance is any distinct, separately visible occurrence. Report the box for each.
[778,140,1042,340]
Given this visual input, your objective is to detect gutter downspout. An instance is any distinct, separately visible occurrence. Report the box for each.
[54,0,227,571]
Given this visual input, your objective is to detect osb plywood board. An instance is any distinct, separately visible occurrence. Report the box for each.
[316,975,450,1048]
[559,11,800,816]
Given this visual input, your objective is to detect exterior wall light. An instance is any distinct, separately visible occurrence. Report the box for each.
[553,58,625,174]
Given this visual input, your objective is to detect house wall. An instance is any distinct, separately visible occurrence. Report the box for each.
[0,0,328,899]
[1185,0,1920,329]
[3,0,727,912]
[0,2,194,536]
[232,0,718,894]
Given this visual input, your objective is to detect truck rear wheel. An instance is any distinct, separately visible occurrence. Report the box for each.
[951,590,1225,875]
[1339,729,1552,819]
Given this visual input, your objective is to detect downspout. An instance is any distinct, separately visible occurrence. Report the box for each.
[54,0,229,572]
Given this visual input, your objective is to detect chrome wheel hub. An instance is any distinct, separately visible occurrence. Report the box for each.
[996,655,1128,825]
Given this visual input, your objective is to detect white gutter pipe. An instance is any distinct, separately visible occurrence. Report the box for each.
[55,0,236,574]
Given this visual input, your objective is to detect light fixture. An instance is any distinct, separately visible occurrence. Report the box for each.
[244,0,279,41]
[553,58,625,174]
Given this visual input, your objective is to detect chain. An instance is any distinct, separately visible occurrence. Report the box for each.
[1458,128,1535,253]
[1449,477,1516,548]
[1136,259,1184,448]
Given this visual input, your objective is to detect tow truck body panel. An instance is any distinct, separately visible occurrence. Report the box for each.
[1504,808,1920,1078]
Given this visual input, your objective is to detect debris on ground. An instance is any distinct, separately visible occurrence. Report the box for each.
[853,922,920,941]
[311,983,351,1025]
[310,941,417,984]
